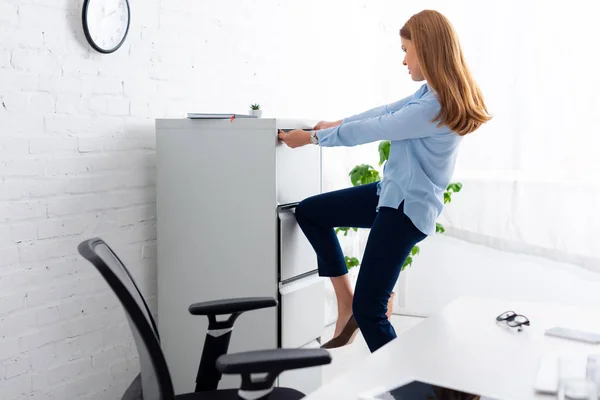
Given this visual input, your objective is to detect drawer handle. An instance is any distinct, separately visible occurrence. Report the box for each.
[278,203,299,218]
[278,202,298,211]
[279,272,320,295]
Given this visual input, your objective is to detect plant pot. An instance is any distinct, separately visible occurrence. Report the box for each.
[250,109,262,118]
[386,292,395,320]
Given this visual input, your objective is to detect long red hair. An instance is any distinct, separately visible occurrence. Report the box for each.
[400,10,491,135]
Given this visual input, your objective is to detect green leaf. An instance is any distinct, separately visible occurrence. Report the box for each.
[345,256,360,269]
[349,164,380,186]
[444,192,451,204]
[446,182,463,193]
[401,256,413,271]
[378,141,391,166]
[335,227,358,236]
[436,223,445,234]
[335,227,351,236]
[411,245,420,256]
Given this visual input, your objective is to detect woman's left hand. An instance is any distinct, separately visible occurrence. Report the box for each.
[278,129,311,149]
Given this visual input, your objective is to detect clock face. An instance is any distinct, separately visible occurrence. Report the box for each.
[82,0,130,53]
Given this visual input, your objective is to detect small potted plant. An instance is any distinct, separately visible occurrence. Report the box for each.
[249,103,262,118]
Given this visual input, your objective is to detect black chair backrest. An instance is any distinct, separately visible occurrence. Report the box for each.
[78,238,174,400]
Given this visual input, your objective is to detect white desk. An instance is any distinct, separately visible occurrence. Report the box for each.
[306,296,600,400]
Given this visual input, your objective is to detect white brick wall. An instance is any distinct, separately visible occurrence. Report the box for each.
[0,0,167,396]
[0,0,416,397]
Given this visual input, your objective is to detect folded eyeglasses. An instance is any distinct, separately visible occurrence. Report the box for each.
[496,311,530,331]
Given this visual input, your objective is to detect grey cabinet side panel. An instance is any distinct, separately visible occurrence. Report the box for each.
[156,123,278,393]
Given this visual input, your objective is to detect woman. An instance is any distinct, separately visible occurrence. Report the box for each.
[278,9,491,353]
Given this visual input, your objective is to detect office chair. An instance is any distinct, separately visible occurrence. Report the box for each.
[77,238,331,400]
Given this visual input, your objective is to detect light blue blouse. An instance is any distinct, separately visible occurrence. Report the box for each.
[316,84,462,235]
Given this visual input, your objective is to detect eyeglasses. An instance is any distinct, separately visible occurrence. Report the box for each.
[496,311,530,331]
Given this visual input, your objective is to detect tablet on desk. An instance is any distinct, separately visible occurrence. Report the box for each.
[358,379,495,400]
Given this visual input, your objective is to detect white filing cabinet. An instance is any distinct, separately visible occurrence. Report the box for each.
[155,118,325,395]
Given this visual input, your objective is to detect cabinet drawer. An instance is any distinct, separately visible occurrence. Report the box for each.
[279,273,324,349]
[277,339,323,395]
[276,136,321,205]
[279,206,318,282]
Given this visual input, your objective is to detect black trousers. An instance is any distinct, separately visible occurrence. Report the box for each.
[295,182,427,352]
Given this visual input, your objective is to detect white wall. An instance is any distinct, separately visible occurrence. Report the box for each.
[0,0,429,398]
[432,0,600,267]
[1,0,159,398]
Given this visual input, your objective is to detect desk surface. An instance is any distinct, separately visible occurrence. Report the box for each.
[306,296,600,400]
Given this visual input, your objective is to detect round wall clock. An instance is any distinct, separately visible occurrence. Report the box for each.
[82,0,130,54]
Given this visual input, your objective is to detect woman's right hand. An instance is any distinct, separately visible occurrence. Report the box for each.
[314,120,342,130]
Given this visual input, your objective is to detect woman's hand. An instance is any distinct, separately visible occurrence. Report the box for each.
[314,120,342,130]
[278,129,312,149]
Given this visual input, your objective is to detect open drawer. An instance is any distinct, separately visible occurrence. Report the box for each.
[278,205,318,282]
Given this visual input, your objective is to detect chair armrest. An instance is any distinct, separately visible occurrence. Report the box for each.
[217,348,331,375]
[188,297,277,316]
[188,296,279,392]
[216,348,331,392]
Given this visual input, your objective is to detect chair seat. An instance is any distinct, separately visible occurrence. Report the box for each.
[122,373,304,400]
[175,387,305,400]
